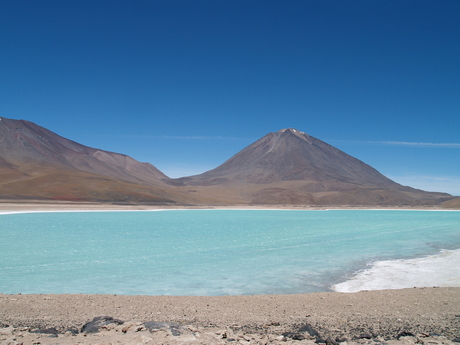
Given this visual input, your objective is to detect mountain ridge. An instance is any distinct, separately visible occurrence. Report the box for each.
[0,117,454,206]
[0,117,168,184]
[0,117,193,203]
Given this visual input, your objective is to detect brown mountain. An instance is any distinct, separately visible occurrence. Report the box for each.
[0,118,453,206]
[177,129,452,206]
[0,117,191,203]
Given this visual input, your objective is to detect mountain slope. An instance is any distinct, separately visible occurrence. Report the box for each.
[0,117,168,183]
[181,129,399,188]
[178,129,451,205]
[0,117,187,203]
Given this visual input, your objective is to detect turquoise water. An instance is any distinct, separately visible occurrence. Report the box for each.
[1,210,459,295]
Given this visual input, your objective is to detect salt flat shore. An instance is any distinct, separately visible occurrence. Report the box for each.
[0,199,448,213]
[1,288,460,345]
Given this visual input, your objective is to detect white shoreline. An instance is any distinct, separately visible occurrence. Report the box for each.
[1,207,458,216]
[333,248,460,292]
[0,209,168,215]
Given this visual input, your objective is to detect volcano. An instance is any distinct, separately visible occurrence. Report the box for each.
[177,128,451,205]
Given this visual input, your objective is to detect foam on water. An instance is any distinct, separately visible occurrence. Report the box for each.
[333,249,460,292]
[1,209,459,295]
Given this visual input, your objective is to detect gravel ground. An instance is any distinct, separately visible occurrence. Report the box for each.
[1,287,460,344]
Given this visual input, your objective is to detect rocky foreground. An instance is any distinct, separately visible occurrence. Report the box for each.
[1,288,460,345]
[1,316,459,345]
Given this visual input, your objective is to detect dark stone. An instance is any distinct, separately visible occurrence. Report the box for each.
[336,336,348,343]
[326,336,339,345]
[397,331,415,339]
[282,332,305,340]
[144,321,183,336]
[81,316,124,333]
[0,322,9,328]
[170,328,182,336]
[298,324,320,337]
[315,337,326,343]
[30,327,60,335]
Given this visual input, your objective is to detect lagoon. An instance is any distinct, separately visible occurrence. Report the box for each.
[1,209,459,295]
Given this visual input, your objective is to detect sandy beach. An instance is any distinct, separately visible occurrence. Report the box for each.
[1,201,459,344]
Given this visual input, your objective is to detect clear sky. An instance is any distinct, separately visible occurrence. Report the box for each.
[1,1,459,195]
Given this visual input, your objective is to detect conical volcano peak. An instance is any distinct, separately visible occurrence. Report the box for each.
[278,128,306,135]
[182,127,409,190]
[276,128,313,143]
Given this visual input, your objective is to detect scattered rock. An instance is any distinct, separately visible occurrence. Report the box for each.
[397,331,415,339]
[336,336,348,343]
[283,331,306,340]
[144,321,185,336]
[326,336,339,345]
[299,324,321,338]
[80,316,124,333]
[359,333,374,339]
[30,327,60,335]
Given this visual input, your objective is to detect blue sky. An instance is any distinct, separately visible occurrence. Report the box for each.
[1,1,459,195]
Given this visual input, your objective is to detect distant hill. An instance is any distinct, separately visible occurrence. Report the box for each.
[177,129,452,206]
[0,118,454,206]
[0,117,189,203]
[442,197,460,209]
